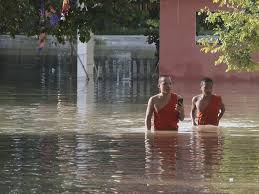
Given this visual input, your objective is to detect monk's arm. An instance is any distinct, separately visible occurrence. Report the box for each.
[176,95,185,121]
[145,97,154,130]
[191,97,197,126]
[218,102,225,120]
[178,107,185,121]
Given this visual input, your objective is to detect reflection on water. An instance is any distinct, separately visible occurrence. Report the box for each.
[0,131,259,193]
[0,69,259,192]
[144,131,224,193]
[94,79,157,104]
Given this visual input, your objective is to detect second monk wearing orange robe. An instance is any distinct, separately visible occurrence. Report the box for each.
[191,77,225,126]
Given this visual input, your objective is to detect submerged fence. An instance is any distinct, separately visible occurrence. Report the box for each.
[94,57,157,81]
[93,35,157,81]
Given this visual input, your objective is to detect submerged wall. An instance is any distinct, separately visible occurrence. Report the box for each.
[94,35,157,80]
[0,35,157,81]
[160,0,259,81]
[0,35,75,81]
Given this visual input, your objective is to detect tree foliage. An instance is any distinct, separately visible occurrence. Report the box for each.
[0,0,159,49]
[0,0,39,37]
[199,0,259,72]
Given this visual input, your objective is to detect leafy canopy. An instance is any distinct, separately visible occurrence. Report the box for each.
[198,0,259,72]
[0,0,159,47]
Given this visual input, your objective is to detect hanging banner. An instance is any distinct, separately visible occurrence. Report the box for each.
[46,4,59,26]
[62,0,70,15]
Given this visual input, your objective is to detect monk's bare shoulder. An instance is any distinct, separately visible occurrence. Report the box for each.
[192,94,201,103]
[148,94,160,103]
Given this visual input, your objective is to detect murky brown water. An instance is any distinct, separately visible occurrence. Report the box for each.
[0,71,259,193]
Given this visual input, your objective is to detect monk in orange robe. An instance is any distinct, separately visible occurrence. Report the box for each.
[145,75,185,131]
[191,77,225,126]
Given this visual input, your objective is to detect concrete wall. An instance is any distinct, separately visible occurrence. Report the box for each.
[94,35,157,81]
[0,35,76,80]
[0,35,72,58]
[0,35,157,81]
[160,0,259,81]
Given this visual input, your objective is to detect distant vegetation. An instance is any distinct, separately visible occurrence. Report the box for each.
[0,0,159,61]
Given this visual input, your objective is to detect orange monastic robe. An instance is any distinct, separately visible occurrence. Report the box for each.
[154,93,179,130]
[198,95,222,126]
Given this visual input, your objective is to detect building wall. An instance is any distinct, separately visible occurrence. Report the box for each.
[160,0,259,81]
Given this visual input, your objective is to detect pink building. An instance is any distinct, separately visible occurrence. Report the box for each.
[160,0,259,81]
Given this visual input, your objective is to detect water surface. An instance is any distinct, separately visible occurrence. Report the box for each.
[0,72,259,193]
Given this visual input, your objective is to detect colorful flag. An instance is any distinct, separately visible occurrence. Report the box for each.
[62,0,70,15]
[47,4,59,26]
[38,31,46,51]
[50,14,59,26]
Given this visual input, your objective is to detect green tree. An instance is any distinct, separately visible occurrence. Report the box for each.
[0,0,39,37]
[0,0,159,63]
[0,0,159,46]
[199,0,259,72]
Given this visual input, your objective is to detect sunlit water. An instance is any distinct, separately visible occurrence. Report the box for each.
[1,72,259,193]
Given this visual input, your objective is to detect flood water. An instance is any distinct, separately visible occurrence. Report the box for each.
[0,69,259,193]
